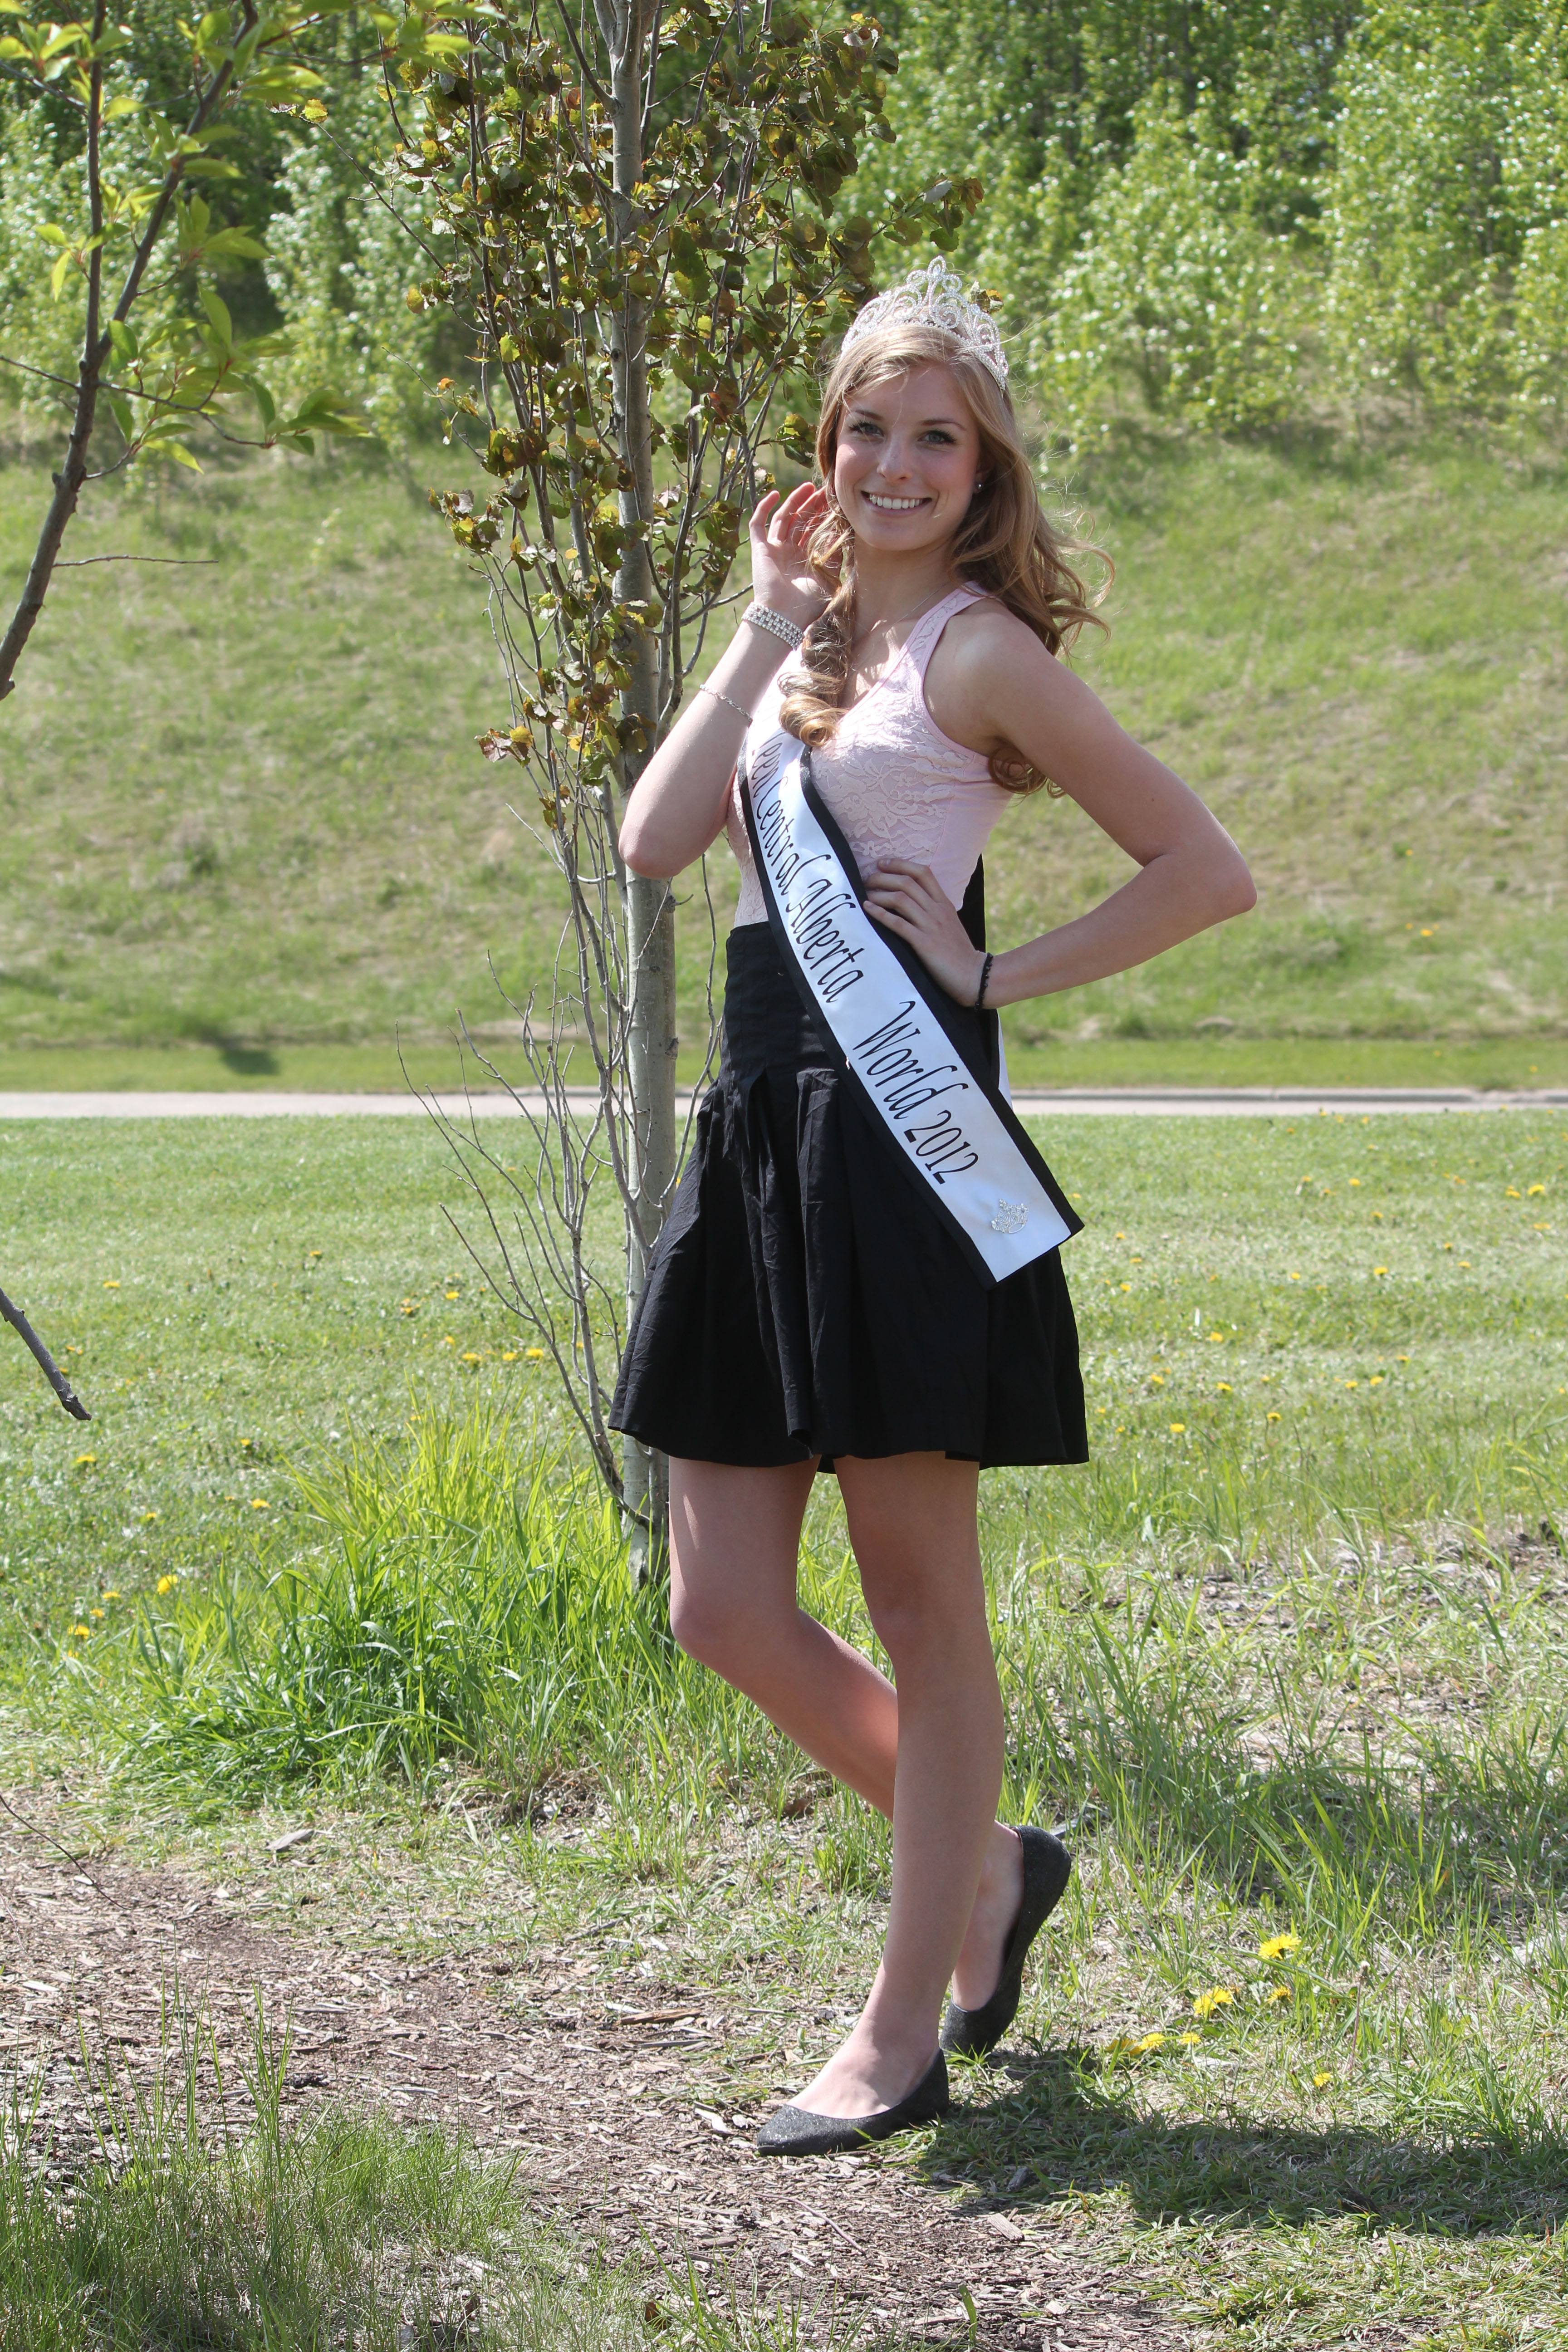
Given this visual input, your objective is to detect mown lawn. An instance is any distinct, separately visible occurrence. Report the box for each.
[2,433,1566,1089]
[2,1109,1566,2345]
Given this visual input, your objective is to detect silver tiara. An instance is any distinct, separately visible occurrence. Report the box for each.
[838,259,1009,390]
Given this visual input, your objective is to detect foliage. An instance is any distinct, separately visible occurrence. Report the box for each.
[1039,89,1313,431]
[865,0,1568,436]
[262,66,447,441]
[0,0,384,702]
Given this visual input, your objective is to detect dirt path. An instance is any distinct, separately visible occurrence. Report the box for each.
[0,1814,1188,2351]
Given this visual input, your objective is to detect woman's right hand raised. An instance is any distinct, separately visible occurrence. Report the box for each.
[748,483,832,632]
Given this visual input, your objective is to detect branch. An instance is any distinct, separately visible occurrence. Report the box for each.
[0,1287,91,1421]
[57,554,219,567]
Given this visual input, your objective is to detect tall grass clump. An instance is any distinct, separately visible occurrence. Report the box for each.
[0,2000,645,2352]
[102,1410,838,1822]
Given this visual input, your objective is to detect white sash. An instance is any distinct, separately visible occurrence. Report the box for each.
[740,728,1078,1286]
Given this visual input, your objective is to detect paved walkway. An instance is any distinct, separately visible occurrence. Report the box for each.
[3,1086,1565,1119]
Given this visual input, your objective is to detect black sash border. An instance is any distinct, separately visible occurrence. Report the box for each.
[739,744,1083,1290]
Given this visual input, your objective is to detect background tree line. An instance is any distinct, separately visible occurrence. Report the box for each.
[4,0,1564,446]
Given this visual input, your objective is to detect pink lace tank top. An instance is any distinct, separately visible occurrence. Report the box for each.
[727,582,1012,927]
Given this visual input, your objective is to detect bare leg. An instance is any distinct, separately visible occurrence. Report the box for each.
[668,1457,1023,2019]
[791,1453,1003,2115]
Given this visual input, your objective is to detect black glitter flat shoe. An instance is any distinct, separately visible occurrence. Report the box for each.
[939,1824,1072,2060]
[755,2051,949,2157]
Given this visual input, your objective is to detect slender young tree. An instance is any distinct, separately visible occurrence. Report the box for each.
[0,0,381,701]
[400,0,975,1566]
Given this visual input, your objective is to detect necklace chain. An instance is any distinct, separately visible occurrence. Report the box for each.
[851,587,949,655]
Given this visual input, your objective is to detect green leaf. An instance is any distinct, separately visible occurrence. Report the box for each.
[49,249,73,300]
[203,229,266,260]
[199,283,233,348]
[37,222,67,245]
[107,391,135,443]
[104,93,141,118]
[108,318,139,360]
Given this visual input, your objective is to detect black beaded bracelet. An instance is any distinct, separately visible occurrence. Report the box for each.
[975,951,995,1011]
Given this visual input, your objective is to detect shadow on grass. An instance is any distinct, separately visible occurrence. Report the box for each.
[927,2049,1568,2237]
[189,1027,281,1075]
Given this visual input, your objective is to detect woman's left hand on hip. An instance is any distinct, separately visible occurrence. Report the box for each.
[864,860,989,1005]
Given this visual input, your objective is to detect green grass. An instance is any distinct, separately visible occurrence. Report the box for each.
[2,432,1566,1084]
[0,1997,657,2351]
[4,1109,1568,2345]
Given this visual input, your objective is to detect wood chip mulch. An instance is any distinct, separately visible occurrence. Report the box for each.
[0,1810,1191,2351]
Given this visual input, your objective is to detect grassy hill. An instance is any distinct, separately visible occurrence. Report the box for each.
[1,431,1564,1089]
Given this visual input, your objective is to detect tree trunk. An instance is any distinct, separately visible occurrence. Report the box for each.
[608,0,677,1578]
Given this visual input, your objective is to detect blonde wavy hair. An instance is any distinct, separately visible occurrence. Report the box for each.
[778,318,1108,794]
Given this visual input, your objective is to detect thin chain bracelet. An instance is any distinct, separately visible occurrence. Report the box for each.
[743,603,806,650]
[696,682,753,724]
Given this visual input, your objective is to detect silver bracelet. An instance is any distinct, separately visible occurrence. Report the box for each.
[743,603,806,650]
[696,682,753,725]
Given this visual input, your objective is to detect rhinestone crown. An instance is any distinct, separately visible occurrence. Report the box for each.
[839,259,1009,391]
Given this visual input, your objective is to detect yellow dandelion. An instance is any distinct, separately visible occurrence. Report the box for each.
[1179,2030,1202,2047]
[139,1509,159,1523]
[1115,1230,1127,1240]
[1216,1382,1233,1394]
[1372,1265,1387,1277]
[239,1438,253,1452]
[1191,1986,1235,2020]
[1288,1271,1301,1281]
[1529,1183,1546,1196]
[1369,1374,1384,1386]
[250,1498,269,1510]
[1168,1421,1186,1435]
[103,1280,119,1290]
[1396,1352,1410,1363]
[445,1288,461,1299]
[1267,1984,1292,2005]
[1312,2071,1332,2088]
[69,1623,91,1639]
[1119,1281,1132,1292]
[74,1452,97,1467]
[1132,2031,1166,2054]
[102,1590,121,1601]
[1258,1932,1301,1961]
[309,1248,323,1259]
[441,1335,456,1347]
[89,1607,104,1621]
[501,1350,520,1363]
[1207,1330,1225,1343]
[1419,926,1434,937]
[1459,1259,1471,1269]
[461,1350,482,1364]
[1349,1176,1361,1186]
[1266,1410,1282,1421]
[156,1574,179,1596]
[399,1298,419,1315]
[1150,1372,1166,1386]
[1506,1187,1521,1199]
[525,1347,546,1360]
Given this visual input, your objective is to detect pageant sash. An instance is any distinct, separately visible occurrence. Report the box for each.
[739,728,1082,1287]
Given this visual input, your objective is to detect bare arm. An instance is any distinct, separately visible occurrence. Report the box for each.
[619,484,829,878]
[864,608,1256,1007]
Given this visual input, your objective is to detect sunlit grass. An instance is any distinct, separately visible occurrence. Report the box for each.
[4,1107,1566,2346]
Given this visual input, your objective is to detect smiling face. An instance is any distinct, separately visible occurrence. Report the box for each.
[831,362,982,562]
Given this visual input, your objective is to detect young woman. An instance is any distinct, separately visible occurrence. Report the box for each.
[612,263,1255,2156]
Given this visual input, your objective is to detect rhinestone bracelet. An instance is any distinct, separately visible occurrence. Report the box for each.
[743,603,806,651]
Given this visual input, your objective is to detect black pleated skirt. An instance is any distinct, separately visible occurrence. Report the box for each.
[609,924,1088,1471]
